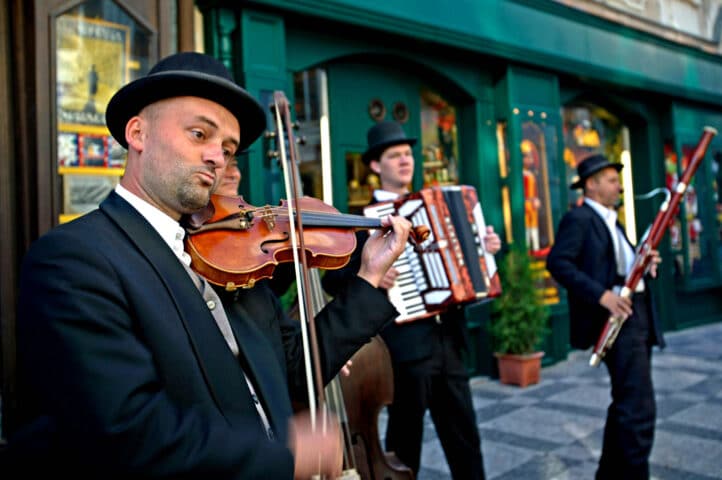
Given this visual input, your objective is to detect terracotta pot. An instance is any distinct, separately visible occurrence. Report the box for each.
[494,351,545,387]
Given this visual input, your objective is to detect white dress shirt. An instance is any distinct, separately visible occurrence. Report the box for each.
[584,197,643,292]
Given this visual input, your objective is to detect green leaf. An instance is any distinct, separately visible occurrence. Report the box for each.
[489,248,550,354]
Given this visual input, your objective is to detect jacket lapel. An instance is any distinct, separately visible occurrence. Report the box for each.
[99,192,254,422]
[225,300,293,442]
[582,203,615,258]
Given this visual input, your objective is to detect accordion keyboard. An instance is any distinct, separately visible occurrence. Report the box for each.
[364,185,501,324]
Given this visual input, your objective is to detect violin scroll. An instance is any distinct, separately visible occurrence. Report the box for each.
[409,225,430,247]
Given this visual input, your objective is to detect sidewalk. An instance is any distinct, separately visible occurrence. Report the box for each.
[411,322,722,480]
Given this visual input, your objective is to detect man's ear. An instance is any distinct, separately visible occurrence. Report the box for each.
[125,116,145,152]
[369,159,381,175]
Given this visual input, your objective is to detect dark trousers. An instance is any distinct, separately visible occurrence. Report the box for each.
[385,321,485,479]
[597,293,656,480]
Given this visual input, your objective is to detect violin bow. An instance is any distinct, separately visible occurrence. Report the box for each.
[272,91,327,418]
[273,91,366,480]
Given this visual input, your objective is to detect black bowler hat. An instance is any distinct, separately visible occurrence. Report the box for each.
[106,52,266,153]
[570,153,623,189]
[361,121,417,164]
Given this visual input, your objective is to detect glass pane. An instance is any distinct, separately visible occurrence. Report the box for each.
[345,151,376,215]
[521,122,554,256]
[665,143,686,278]
[562,106,606,209]
[496,121,513,244]
[293,68,330,201]
[714,149,722,267]
[55,0,152,223]
[420,88,458,187]
[561,104,634,239]
[521,117,559,305]
[679,142,716,280]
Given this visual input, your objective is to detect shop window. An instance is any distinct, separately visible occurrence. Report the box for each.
[496,121,513,244]
[497,114,560,305]
[522,115,559,305]
[562,104,638,242]
[420,88,458,187]
[714,150,722,266]
[55,0,152,223]
[666,144,685,276]
[345,151,377,215]
[669,141,722,283]
[292,68,331,201]
[521,122,554,257]
[341,86,459,213]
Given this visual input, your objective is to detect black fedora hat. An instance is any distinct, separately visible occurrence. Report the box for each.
[106,52,266,153]
[361,121,417,164]
[570,153,623,189]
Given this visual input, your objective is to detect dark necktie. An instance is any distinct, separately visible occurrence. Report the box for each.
[182,262,275,440]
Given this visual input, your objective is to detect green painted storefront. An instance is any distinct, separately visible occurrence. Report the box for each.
[197,0,722,376]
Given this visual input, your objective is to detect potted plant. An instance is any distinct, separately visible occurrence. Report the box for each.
[489,247,549,387]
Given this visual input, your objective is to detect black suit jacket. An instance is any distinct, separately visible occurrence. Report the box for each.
[546,202,663,349]
[11,192,396,479]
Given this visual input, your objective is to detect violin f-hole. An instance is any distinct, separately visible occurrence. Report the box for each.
[260,232,291,254]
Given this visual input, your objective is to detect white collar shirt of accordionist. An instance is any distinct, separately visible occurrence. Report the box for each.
[373,189,403,202]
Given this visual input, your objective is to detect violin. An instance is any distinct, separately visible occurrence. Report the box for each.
[185,90,420,479]
[184,194,428,290]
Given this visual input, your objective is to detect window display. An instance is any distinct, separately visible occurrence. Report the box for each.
[420,88,458,187]
[55,0,152,223]
[671,140,722,282]
[497,115,559,305]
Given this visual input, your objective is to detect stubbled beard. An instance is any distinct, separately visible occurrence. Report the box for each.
[177,181,212,212]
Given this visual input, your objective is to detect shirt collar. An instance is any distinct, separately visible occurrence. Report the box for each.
[373,189,404,202]
[115,184,191,266]
[584,197,617,225]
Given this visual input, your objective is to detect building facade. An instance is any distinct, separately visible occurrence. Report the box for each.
[3,0,722,436]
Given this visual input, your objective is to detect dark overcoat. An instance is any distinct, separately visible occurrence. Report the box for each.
[10,192,395,479]
[546,202,663,349]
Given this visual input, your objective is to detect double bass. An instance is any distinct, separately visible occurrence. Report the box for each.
[337,338,415,479]
[186,91,415,478]
[268,91,414,480]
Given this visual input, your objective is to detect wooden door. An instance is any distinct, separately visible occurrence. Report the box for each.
[1,0,179,438]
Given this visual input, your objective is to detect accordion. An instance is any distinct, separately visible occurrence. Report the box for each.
[364,185,501,323]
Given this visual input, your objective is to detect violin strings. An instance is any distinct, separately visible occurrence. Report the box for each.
[239,207,382,227]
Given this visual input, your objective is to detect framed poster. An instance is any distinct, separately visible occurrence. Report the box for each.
[56,15,130,131]
[55,13,131,223]
[59,166,124,223]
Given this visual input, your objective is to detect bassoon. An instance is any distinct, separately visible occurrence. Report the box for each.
[589,126,718,367]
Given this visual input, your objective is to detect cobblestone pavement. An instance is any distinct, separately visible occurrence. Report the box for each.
[2,323,720,478]
[402,322,722,480]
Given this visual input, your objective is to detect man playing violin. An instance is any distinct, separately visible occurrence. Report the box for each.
[323,121,501,479]
[214,155,354,379]
[8,52,411,479]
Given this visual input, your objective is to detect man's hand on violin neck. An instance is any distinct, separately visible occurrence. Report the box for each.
[357,215,411,288]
